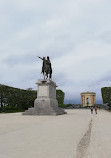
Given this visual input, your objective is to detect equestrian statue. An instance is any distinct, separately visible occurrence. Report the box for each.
[38,56,52,79]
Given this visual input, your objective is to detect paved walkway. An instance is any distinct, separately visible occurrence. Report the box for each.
[0,109,111,158]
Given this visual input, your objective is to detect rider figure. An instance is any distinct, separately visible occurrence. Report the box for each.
[46,56,52,76]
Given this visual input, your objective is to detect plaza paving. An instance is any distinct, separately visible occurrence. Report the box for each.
[0,109,111,158]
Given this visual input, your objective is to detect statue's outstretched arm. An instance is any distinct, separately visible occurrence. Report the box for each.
[37,56,43,60]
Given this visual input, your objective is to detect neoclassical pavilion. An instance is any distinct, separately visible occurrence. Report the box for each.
[81,92,96,107]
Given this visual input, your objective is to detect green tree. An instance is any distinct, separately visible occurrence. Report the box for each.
[0,84,37,111]
[0,84,9,107]
[56,89,65,105]
[101,87,111,106]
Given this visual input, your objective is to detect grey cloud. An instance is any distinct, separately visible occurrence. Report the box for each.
[2,53,36,67]
[95,70,111,85]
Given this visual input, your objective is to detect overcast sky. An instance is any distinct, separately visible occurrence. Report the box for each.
[0,0,111,103]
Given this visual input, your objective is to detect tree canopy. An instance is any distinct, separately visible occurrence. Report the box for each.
[0,84,36,111]
[101,87,111,106]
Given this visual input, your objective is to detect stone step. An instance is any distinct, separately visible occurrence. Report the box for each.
[23,107,66,115]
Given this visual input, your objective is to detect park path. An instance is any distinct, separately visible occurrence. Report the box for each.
[0,109,111,158]
[87,110,111,158]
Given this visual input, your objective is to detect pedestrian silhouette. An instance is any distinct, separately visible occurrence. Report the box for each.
[90,106,93,114]
[94,106,98,114]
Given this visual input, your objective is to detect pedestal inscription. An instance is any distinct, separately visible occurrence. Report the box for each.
[38,86,47,97]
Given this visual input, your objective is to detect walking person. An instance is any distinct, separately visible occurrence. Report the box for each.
[90,106,93,114]
[94,106,98,114]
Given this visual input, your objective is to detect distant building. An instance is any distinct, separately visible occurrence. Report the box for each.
[81,92,96,107]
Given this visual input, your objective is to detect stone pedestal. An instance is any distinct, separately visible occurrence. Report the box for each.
[23,79,66,115]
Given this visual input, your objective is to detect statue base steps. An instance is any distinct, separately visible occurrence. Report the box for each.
[23,107,65,116]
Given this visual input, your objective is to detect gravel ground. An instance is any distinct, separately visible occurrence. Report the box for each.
[0,109,110,158]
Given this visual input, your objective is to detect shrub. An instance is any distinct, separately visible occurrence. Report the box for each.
[101,87,111,106]
[56,89,65,105]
